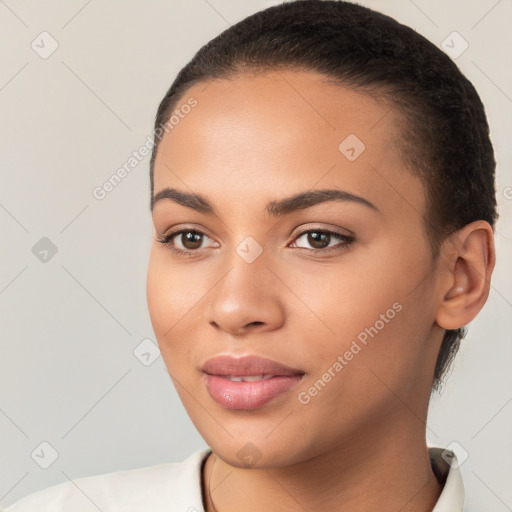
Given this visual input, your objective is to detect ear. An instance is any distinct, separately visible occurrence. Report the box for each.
[435,221,496,330]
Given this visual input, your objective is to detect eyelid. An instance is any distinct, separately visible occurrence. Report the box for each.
[289,222,354,239]
[159,224,216,241]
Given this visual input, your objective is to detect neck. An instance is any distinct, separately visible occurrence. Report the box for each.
[203,422,442,512]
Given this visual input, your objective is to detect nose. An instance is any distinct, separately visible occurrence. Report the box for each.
[207,253,286,337]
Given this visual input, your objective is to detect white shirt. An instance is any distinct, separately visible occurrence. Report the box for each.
[5,447,464,511]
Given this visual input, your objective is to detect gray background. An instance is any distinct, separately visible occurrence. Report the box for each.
[0,0,510,510]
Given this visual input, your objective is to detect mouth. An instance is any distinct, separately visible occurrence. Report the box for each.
[201,355,306,410]
[221,374,275,382]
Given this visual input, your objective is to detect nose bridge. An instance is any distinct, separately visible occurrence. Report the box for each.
[207,240,284,334]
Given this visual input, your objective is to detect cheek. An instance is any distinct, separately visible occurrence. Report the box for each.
[283,253,404,346]
[289,240,434,381]
[146,251,202,364]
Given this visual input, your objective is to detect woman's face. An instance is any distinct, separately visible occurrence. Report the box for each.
[147,70,445,467]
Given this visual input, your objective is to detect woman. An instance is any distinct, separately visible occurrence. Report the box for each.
[6,1,497,510]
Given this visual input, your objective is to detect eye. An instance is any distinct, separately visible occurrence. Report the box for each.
[157,226,354,257]
[290,229,354,254]
[156,228,219,257]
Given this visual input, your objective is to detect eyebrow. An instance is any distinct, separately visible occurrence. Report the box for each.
[151,187,379,215]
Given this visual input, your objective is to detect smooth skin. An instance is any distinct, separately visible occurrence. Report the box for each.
[147,70,495,512]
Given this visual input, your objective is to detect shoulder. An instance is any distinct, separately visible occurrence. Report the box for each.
[5,448,211,512]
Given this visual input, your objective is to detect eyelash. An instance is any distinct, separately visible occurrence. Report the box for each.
[156,227,355,258]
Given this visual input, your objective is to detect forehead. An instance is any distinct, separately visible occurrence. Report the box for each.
[153,69,425,219]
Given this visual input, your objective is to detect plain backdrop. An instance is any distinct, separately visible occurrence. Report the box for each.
[0,0,511,510]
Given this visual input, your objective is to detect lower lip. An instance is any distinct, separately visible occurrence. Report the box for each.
[204,374,304,410]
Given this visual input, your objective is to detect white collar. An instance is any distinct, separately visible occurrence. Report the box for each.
[429,446,465,511]
[4,446,464,511]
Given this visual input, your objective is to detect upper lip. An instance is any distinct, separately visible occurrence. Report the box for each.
[202,355,305,377]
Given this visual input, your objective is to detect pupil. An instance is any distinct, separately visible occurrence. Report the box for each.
[308,232,329,249]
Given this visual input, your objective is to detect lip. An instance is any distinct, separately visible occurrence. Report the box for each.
[202,355,305,377]
[202,355,305,410]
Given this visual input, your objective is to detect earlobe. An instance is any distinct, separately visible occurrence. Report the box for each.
[435,221,495,330]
